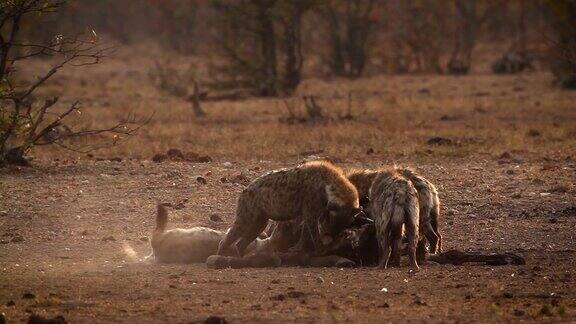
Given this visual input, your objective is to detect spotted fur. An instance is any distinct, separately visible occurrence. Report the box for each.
[217,161,361,256]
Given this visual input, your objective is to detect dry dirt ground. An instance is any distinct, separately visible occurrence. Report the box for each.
[1,157,575,323]
[1,50,576,322]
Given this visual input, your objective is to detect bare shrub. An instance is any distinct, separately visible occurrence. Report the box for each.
[148,61,207,117]
[0,0,147,166]
[210,0,316,96]
[544,0,576,89]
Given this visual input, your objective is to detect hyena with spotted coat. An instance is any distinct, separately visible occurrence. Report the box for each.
[348,167,442,258]
[368,169,420,269]
[397,167,442,254]
[217,161,361,256]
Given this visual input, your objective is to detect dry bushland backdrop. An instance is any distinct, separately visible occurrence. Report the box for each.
[1,0,575,164]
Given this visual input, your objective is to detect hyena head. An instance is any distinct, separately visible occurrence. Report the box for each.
[318,185,363,244]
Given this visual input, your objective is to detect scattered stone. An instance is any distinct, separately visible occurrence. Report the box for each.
[511,193,522,199]
[27,314,67,324]
[209,214,223,222]
[140,236,149,242]
[426,137,455,146]
[219,177,228,183]
[270,294,285,301]
[231,173,250,186]
[153,149,211,163]
[101,236,116,242]
[286,291,306,299]
[549,218,558,224]
[152,153,168,163]
[196,176,207,185]
[271,279,280,284]
[379,303,390,308]
[539,304,553,316]
[527,129,541,137]
[22,292,36,299]
[502,292,514,299]
[204,316,228,324]
[366,148,374,155]
[413,297,427,306]
[6,300,15,307]
[506,169,515,175]
[11,234,24,243]
[513,309,525,317]
[109,157,122,162]
[316,276,325,284]
[222,162,233,168]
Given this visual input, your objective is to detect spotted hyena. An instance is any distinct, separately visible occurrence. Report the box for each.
[348,167,442,260]
[150,204,267,264]
[367,168,420,269]
[217,160,362,257]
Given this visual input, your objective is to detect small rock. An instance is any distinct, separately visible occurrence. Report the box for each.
[379,302,390,308]
[539,304,553,316]
[366,148,374,155]
[0,313,5,324]
[22,292,36,299]
[231,173,250,186]
[109,157,122,162]
[209,214,223,222]
[502,292,514,298]
[204,316,228,324]
[6,300,15,307]
[80,230,89,236]
[549,218,558,224]
[101,236,116,242]
[316,276,325,284]
[152,153,167,163]
[11,234,24,243]
[511,193,522,199]
[140,236,149,242]
[220,177,228,183]
[506,169,515,175]
[222,162,233,168]
[286,291,306,298]
[27,314,67,324]
[513,309,525,317]
[413,297,427,306]
[271,294,285,301]
[196,176,207,185]
[527,129,541,137]
[271,279,280,284]
[427,137,455,146]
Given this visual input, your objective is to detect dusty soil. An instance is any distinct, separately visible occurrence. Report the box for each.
[2,48,576,322]
[1,156,575,323]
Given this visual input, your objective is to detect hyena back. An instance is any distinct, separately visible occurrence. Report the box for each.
[217,160,361,256]
[396,167,442,254]
[369,169,420,269]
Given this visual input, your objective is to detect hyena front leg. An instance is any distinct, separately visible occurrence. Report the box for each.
[235,215,269,257]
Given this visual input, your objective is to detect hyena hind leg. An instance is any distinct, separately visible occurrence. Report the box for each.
[388,223,404,267]
[377,232,392,269]
[423,222,440,254]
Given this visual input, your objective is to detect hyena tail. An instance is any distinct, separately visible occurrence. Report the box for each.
[404,192,420,270]
[155,204,169,233]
